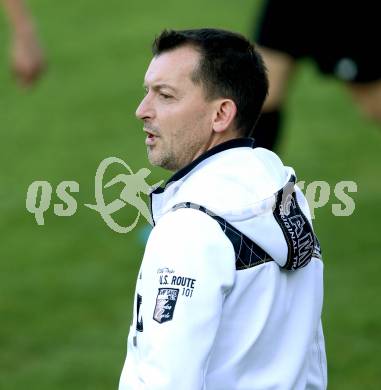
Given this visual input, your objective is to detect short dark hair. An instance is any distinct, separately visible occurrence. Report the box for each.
[152,28,268,137]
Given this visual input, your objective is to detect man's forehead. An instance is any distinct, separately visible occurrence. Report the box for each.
[144,46,200,87]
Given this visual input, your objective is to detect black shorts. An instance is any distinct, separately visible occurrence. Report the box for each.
[254,0,380,83]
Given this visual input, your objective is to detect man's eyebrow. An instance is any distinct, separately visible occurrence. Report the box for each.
[143,83,178,93]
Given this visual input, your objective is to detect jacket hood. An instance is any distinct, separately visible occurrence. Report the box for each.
[150,138,316,269]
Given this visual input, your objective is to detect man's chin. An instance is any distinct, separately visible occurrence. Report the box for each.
[147,151,164,168]
[147,152,178,172]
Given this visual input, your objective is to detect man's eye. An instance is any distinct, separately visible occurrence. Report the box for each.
[160,93,172,99]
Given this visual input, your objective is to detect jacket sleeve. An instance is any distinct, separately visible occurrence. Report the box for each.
[126,208,236,389]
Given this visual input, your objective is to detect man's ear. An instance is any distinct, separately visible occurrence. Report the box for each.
[212,99,237,133]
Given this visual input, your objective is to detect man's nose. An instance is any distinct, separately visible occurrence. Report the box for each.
[136,95,154,120]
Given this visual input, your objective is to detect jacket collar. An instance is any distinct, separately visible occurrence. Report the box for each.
[151,137,255,195]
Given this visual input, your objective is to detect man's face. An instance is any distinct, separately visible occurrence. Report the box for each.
[136,46,216,171]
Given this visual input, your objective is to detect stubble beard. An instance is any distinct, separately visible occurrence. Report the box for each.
[147,136,200,172]
[147,144,181,172]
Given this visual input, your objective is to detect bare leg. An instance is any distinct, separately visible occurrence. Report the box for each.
[347,80,381,124]
[252,47,295,150]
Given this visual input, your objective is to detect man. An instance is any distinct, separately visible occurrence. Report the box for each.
[119,29,327,389]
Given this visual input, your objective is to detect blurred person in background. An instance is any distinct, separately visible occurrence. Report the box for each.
[2,0,45,86]
[252,0,381,150]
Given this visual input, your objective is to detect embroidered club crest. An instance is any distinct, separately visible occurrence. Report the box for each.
[153,288,179,324]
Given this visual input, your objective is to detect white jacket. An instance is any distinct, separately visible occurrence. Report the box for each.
[119,138,327,390]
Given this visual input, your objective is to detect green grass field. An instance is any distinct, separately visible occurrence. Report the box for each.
[1,1,381,388]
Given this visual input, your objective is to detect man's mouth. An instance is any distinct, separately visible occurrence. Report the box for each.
[144,129,158,146]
